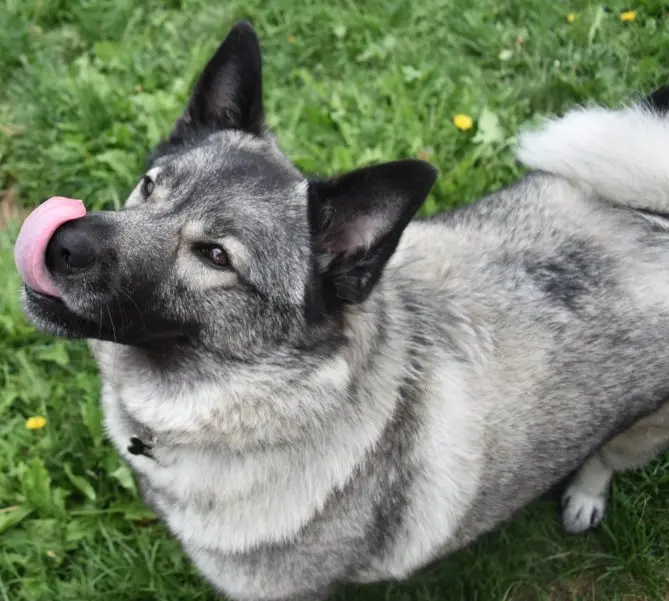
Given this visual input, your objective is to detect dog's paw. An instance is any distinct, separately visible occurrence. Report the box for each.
[561,484,608,534]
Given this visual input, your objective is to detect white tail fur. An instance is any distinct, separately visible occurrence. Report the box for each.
[516,105,669,213]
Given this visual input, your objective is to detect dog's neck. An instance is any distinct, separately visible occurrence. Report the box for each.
[88,288,414,453]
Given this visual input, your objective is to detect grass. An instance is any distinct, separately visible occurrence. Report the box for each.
[1,0,669,599]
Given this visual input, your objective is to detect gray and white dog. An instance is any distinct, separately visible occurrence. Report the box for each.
[16,21,669,601]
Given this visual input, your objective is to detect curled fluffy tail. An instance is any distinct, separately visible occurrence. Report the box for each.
[516,87,669,214]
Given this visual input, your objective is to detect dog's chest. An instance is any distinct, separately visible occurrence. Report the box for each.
[102,390,306,551]
[98,377,385,560]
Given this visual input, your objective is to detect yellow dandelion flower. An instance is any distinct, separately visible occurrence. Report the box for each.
[26,416,47,430]
[453,114,474,131]
[620,10,636,22]
[288,34,296,43]
[566,13,577,24]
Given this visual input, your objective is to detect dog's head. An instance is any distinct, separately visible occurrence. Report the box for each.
[17,22,437,357]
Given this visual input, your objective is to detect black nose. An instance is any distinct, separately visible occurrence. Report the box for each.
[45,220,97,275]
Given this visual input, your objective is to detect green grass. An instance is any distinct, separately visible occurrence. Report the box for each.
[1,0,669,599]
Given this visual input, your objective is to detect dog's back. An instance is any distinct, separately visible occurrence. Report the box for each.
[391,167,669,545]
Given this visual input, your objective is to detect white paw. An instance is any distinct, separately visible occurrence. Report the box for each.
[561,484,608,534]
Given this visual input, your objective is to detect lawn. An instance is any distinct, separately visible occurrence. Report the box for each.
[1,1,669,600]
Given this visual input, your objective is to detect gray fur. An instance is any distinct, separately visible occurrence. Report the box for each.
[19,22,669,601]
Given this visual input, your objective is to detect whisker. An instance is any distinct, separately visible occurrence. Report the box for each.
[116,286,147,333]
[104,303,117,344]
[104,303,118,375]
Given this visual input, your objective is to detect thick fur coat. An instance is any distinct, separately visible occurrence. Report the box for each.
[20,22,669,601]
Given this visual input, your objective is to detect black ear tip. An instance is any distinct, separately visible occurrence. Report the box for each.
[400,159,439,190]
[418,159,439,182]
[222,20,262,65]
[228,20,260,41]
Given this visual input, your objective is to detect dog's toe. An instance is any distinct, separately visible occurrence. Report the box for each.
[561,485,607,534]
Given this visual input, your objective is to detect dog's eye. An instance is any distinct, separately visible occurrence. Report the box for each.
[141,175,155,198]
[200,245,229,268]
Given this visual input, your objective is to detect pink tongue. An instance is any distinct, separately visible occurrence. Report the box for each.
[14,196,87,298]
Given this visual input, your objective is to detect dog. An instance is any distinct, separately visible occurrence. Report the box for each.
[15,20,669,601]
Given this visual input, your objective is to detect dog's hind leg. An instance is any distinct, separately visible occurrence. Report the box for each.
[561,401,669,534]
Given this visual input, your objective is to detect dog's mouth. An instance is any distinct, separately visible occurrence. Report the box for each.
[24,285,65,306]
[21,282,103,339]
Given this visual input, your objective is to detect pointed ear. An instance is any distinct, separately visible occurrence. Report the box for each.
[171,21,264,141]
[308,159,438,305]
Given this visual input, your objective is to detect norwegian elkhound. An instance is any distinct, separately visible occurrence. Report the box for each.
[15,20,669,601]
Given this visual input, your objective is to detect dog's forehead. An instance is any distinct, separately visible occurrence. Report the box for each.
[157,132,300,187]
[154,132,307,221]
